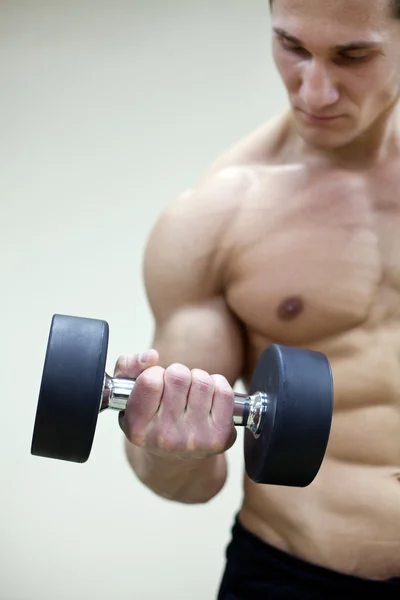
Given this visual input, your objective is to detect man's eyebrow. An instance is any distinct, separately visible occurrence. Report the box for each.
[272,27,381,51]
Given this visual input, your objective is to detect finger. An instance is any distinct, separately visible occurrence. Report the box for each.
[159,363,192,421]
[209,374,235,427]
[224,426,238,452]
[113,349,159,379]
[185,369,215,423]
[122,365,165,443]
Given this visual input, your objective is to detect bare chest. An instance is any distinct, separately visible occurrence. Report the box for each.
[224,170,400,349]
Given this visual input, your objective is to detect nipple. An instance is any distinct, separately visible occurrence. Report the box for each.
[277,296,304,321]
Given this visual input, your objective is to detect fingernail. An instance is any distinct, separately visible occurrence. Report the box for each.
[139,352,149,364]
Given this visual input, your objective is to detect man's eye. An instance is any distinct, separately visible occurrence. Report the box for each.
[279,37,371,64]
[339,54,369,63]
[282,42,309,55]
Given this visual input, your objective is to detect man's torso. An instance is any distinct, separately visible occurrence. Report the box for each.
[210,111,400,579]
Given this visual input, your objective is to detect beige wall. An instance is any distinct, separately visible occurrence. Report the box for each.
[0,1,287,598]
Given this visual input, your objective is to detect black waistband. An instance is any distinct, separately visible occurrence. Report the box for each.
[220,515,400,598]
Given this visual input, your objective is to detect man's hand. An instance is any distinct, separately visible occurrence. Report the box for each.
[115,352,237,460]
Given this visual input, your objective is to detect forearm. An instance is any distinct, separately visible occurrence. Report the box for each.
[124,441,228,504]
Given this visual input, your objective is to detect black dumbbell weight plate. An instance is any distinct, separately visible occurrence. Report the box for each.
[244,344,334,487]
[31,314,109,462]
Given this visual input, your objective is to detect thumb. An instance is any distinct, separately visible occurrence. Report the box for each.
[113,349,159,379]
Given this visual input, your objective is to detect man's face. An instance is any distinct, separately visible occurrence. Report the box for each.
[271,0,400,149]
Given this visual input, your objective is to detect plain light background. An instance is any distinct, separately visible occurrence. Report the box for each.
[1,1,288,598]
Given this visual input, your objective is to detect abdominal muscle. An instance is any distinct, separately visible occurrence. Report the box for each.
[238,333,400,581]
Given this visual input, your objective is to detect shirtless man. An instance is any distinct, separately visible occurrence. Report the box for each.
[116,0,400,597]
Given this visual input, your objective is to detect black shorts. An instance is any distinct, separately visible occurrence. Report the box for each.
[217,516,400,599]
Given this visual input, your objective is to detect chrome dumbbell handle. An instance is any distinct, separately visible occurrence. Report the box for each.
[101,374,268,436]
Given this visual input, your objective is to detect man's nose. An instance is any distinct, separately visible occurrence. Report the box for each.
[299,60,339,112]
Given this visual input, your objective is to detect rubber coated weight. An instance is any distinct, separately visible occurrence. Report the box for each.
[244,345,333,487]
[31,314,109,462]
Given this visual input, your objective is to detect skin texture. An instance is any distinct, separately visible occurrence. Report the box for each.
[118,0,400,581]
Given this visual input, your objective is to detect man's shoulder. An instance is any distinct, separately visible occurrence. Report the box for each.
[205,110,292,175]
[153,110,293,250]
[171,110,291,210]
[144,112,294,292]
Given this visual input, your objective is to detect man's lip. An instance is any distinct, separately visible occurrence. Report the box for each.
[302,111,341,121]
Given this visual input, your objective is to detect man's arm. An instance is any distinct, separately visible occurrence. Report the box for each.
[120,183,245,504]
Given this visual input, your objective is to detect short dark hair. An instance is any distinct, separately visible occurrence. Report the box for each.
[269,0,400,18]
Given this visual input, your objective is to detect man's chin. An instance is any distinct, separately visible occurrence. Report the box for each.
[294,121,354,152]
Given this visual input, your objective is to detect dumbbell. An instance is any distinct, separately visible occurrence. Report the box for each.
[31,314,334,487]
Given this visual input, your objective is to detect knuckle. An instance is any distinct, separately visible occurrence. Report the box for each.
[209,438,226,453]
[128,431,147,448]
[157,430,181,453]
[186,425,212,452]
[137,366,165,395]
[191,369,214,392]
[157,436,173,452]
[212,377,234,401]
[210,429,232,452]
[211,374,232,394]
[165,363,191,388]
[123,419,147,447]
[186,424,224,454]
